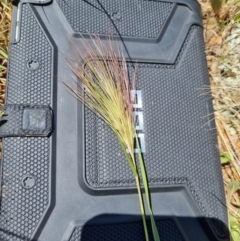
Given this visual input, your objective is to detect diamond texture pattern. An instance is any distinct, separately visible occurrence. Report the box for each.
[84,26,227,238]
[56,0,173,38]
[0,3,52,241]
[70,220,184,241]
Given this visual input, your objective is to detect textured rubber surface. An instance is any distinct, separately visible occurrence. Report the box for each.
[7,5,52,104]
[0,4,52,241]
[0,138,50,241]
[2,0,228,241]
[85,26,206,187]
[0,104,52,137]
[70,220,184,241]
[84,26,227,238]
[56,0,173,38]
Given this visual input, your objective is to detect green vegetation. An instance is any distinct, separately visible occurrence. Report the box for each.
[1,0,240,240]
[65,36,160,241]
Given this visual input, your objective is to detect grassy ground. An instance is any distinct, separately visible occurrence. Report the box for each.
[200,1,240,240]
[0,0,240,240]
[0,0,9,106]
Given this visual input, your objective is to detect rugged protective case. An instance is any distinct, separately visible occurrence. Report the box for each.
[0,0,228,240]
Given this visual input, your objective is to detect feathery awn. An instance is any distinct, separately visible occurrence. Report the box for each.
[64,35,160,241]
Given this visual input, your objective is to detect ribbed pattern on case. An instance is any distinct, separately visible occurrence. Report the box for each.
[0,4,51,241]
[56,0,173,38]
[84,26,227,238]
[69,220,184,241]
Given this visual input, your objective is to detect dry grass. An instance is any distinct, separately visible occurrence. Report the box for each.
[200,0,240,239]
[1,0,240,239]
[0,0,10,107]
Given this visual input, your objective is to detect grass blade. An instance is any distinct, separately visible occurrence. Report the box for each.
[0,49,8,59]
[64,36,156,241]
[135,176,149,241]
[136,133,160,241]
[210,0,222,15]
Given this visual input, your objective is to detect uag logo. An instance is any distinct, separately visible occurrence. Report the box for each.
[131,90,145,153]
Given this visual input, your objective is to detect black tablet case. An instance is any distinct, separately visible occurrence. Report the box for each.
[0,0,228,240]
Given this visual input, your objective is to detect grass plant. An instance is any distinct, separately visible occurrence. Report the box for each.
[199,0,240,239]
[0,0,10,108]
[64,36,160,241]
[1,0,240,240]
[210,0,223,15]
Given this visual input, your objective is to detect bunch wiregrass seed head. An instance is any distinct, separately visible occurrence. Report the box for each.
[63,35,161,241]
[64,36,138,174]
